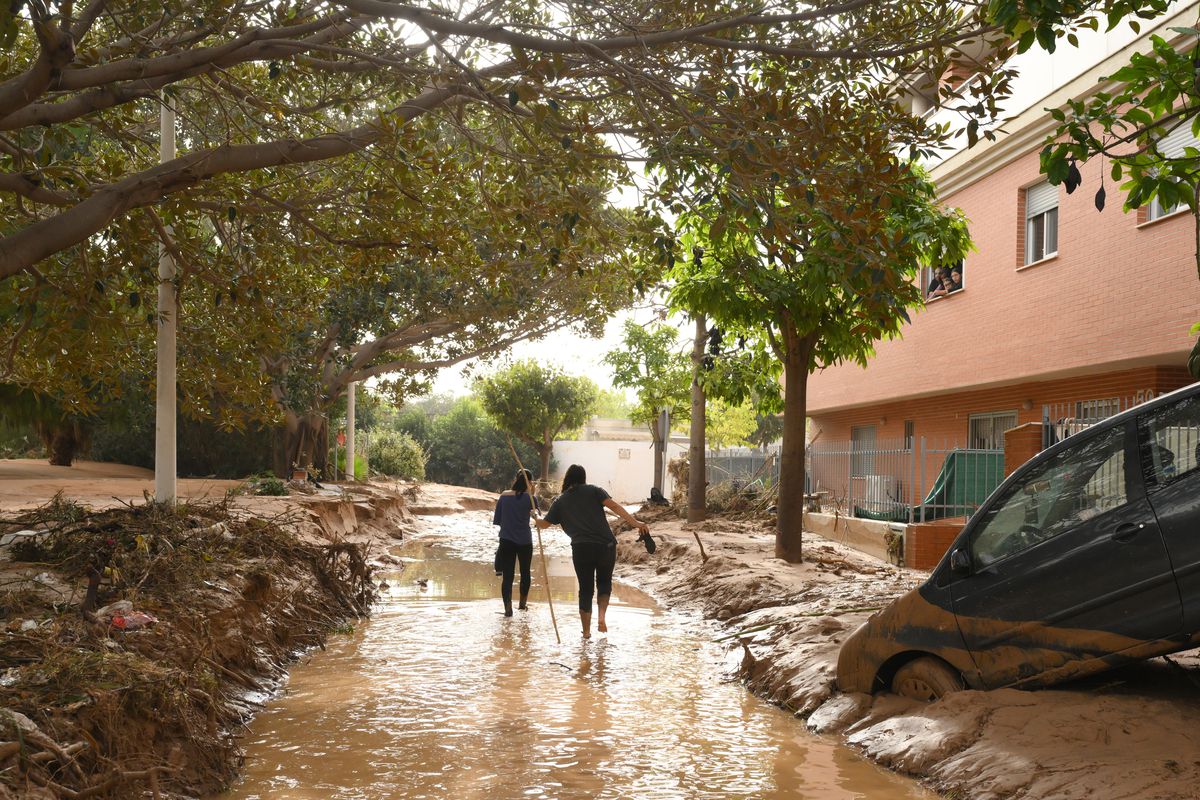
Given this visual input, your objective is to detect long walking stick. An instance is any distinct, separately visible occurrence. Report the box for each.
[506,436,560,644]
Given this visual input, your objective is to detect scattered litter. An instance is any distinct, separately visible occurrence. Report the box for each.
[110,611,158,631]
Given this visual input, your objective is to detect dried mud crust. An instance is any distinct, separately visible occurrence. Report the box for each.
[0,496,378,800]
[615,510,1200,800]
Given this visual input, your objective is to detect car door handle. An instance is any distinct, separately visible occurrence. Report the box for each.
[1112,522,1145,543]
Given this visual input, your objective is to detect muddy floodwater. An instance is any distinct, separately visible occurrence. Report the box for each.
[219,514,933,800]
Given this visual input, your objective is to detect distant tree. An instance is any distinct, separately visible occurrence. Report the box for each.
[603,320,692,492]
[592,388,635,420]
[424,397,538,489]
[475,361,598,479]
[705,401,758,450]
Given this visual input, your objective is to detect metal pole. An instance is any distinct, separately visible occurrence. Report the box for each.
[345,381,356,481]
[919,436,927,524]
[154,93,177,504]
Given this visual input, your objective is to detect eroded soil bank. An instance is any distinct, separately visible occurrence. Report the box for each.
[0,461,443,799]
[616,506,1200,800]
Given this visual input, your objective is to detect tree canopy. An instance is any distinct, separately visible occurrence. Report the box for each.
[663,87,972,561]
[475,360,597,479]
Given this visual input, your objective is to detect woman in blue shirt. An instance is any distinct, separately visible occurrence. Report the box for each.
[492,469,539,617]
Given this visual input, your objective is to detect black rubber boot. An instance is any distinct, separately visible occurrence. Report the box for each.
[518,593,528,611]
[503,598,513,617]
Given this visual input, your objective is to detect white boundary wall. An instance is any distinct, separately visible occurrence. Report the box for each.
[550,440,687,503]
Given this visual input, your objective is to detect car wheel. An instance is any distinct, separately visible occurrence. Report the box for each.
[890,656,964,701]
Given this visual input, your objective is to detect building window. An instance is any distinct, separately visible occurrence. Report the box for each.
[969,411,1017,450]
[1024,181,1058,264]
[1075,397,1121,424]
[904,420,915,450]
[1147,193,1186,221]
[1145,121,1196,221]
[922,259,964,301]
[851,425,876,476]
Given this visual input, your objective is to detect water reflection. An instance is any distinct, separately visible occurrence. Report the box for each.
[219,520,932,800]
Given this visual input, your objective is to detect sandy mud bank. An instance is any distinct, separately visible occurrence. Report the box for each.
[0,465,423,799]
[615,509,1200,800]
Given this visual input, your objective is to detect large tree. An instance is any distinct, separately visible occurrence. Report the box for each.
[663,87,971,562]
[0,0,1022,284]
[603,320,691,495]
[475,360,598,479]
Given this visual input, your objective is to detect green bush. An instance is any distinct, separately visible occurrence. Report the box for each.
[368,430,426,479]
[330,450,369,481]
[252,476,289,496]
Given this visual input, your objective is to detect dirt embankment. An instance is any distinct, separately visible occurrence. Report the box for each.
[0,462,426,800]
[615,509,1200,800]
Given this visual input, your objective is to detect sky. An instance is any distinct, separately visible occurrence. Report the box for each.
[427,133,678,399]
[428,302,682,398]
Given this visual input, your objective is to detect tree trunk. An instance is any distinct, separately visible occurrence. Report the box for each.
[284,411,328,477]
[776,326,815,563]
[688,314,707,523]
[650,420,664,497]
[41,421,83,467]
[539,439,552,481]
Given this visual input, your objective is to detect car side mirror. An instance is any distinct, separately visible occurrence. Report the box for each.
[949,548,971,576]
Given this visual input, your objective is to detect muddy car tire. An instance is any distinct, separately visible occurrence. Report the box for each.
[891,656,964,701]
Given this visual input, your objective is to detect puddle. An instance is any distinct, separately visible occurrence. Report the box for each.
[218,513,933,799]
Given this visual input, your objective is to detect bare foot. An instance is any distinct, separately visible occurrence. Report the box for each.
[582,630,592,640]
[597,620,607,633]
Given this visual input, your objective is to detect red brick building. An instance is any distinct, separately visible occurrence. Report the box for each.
[806,10,1198,517]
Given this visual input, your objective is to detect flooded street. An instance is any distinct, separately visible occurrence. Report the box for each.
[219,514,932,800]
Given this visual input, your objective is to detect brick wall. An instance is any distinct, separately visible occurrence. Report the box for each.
[1003,422,1043,477]
[808,364,1191,503]
[807,140,1197,414]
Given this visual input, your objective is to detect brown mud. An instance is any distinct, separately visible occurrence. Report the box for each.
[615,507,1200,800]
[0,463,422,800]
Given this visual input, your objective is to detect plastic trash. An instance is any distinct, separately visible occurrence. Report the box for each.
[110,611,157,631]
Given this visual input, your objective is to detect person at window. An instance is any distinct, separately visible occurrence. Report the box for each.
[492,469,539,617]
[534,464,650,640]
[947,267,963,293]
[927,267,948,300]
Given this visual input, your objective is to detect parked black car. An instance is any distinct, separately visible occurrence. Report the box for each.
[837,382,1200,701]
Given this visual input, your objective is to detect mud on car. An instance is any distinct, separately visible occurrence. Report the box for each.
[837,382,1200,701]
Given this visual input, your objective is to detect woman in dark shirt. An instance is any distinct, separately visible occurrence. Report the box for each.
[492,469,539,617]
[534,464,650,639]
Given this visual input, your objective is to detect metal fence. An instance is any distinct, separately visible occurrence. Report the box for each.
[805,437,1005,524]
[1042,390,1160,449]
[705,447,780,487]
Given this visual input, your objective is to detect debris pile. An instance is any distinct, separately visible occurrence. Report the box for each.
[0,494,375,799]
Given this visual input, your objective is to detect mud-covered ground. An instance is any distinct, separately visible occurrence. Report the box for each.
[7,463,1200,800]
[0,461,424,800]
[614,507,1200,800]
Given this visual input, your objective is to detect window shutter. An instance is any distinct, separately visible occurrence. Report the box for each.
[1025,181,1058,217]
[1155,119,1198,159]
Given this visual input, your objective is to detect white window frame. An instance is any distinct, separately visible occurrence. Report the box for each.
[1024,181,1059,265]
[851,425,877,477]
[1147,121,1197,221]
[1148,192,1188,221]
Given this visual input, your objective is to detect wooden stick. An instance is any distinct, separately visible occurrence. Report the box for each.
[692,530,708,562]
[505,437,560,644]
